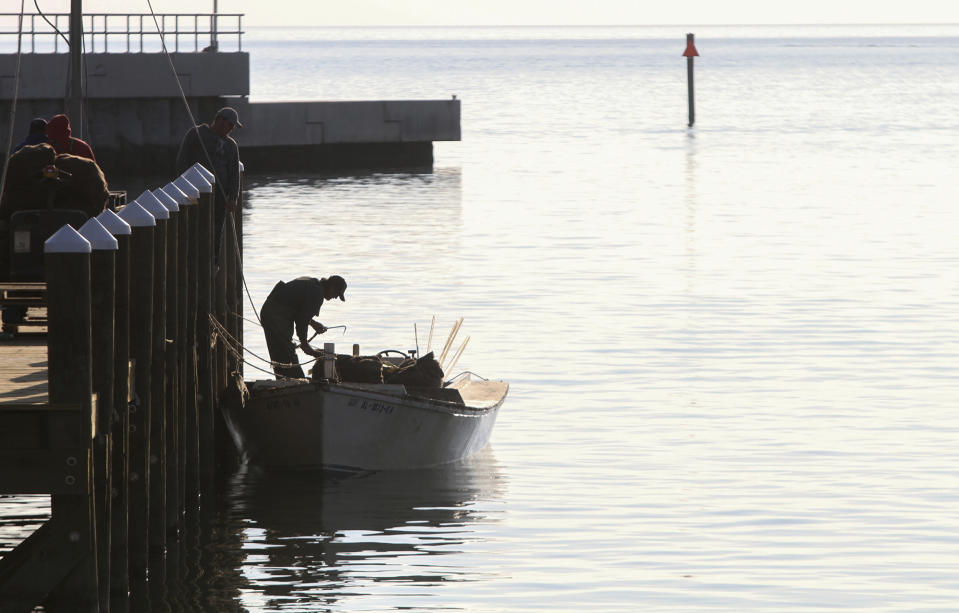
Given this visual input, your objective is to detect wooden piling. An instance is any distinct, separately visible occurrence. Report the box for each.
[96,209,133,613]
[135,193,169,561]
[79,218,118,613]
[195,191,216,501]
[233,171,244,363]
[158,191,182,540]
[116,203,155,590]
[175,202,190,521]
[43,225,98,612]
[0,164,245,611]
[152,191,183,540]
[183,202,201,514]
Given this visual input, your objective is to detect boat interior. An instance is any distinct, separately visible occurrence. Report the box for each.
[245,346,507,410]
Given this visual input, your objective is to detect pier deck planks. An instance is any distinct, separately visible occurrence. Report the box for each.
[0,338,48,404]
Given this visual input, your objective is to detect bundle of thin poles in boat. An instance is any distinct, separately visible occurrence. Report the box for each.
[419,316,470,376]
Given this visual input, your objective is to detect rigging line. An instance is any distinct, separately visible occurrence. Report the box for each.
[146,0,253,332]
[231,311,264,327]
[210,313,322,370]
[446,371,489,383]
[144,0,232,205]
[227,213,262,326]
[208,320,297,379]
[210,313,315,369]
[210,313,269,364]
[33,0,70,48]
[0,1,27,203]
[79,13,94,148]
[209,320,286,374]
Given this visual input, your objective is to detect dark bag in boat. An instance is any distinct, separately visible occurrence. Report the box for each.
[384,351,444,388]
[332,354,384,384]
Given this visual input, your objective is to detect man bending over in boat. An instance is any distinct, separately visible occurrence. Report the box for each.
[260,275,347,379]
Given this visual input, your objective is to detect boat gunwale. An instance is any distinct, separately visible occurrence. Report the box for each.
[244,379,508,416]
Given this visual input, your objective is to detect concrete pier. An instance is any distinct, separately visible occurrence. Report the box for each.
[0,50,460,181]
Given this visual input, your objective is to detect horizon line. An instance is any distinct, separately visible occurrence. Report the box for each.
[244,22,959,28]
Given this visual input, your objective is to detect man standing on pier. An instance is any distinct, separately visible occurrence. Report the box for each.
[260,275,348,379]
[175,106,242,258]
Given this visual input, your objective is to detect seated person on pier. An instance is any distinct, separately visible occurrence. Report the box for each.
[259,275,347,379]
[12,117,48,153]
[0,144,109,222]
[0,140,109,336]
[45,114,97,163]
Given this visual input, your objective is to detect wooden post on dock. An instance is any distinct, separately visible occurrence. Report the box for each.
[154,187,180,544]
[235,167,244,367]
[216,261,227,381]
[134,191,170,565]
[116,202,155,593]
[96,208,133,612]
[183,194,201,513]
[78,218,118,612]
[175,199,191,519]
[196,186,216,502]
[226,211,239,373]
[43,225,98,612]
[158,185,187,541]
[215,233,228,406]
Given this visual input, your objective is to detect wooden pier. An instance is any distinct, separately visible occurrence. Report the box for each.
[0,165,245,612]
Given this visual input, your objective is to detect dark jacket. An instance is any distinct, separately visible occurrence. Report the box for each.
[13,132,47,153]
[264,277,326,344]
[45,114,96,162]
[175,124,240,203]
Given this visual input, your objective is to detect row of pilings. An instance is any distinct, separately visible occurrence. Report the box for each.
[0,163,245,612]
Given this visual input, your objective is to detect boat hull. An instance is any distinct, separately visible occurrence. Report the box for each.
[223,380,505,471]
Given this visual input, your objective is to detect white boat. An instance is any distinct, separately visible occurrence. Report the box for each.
[222,370,508,472]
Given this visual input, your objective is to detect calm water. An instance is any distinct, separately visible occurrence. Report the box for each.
[4,24,959,611]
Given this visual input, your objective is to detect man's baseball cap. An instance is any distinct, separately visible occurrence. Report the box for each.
[216,107,243,128]
[328,275,347,301]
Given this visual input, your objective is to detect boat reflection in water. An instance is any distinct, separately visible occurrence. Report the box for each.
[224,447,505,611]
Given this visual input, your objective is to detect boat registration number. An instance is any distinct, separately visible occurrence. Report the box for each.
[348,398,395,415]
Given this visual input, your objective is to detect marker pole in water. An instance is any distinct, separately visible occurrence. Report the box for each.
[683,33,699,127]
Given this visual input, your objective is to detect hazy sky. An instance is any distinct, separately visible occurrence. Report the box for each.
[29,0,959,27]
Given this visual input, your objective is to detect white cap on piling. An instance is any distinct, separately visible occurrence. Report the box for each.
[44,224,92,254]
[153,188,180,213]
[134,190,169,220]
[117,202,156,227]
[174,175,202,200]
[180,167,212,194]
[191,162,215,183]
[78,218,119,251]
[96,209,132,236]
[239,160,245,173]
[162,183,191,207]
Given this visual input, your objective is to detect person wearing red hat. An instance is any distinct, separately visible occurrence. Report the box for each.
[45,114,96,162]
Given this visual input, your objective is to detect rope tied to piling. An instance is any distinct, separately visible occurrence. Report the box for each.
[209,313,321,380]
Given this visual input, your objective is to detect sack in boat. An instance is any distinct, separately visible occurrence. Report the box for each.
[332,354,384,383]
[384,351,444,388]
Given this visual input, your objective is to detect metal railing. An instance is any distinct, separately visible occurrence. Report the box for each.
[0,13,243,53]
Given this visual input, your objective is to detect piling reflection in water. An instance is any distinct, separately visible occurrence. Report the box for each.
[224,448,504,611]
